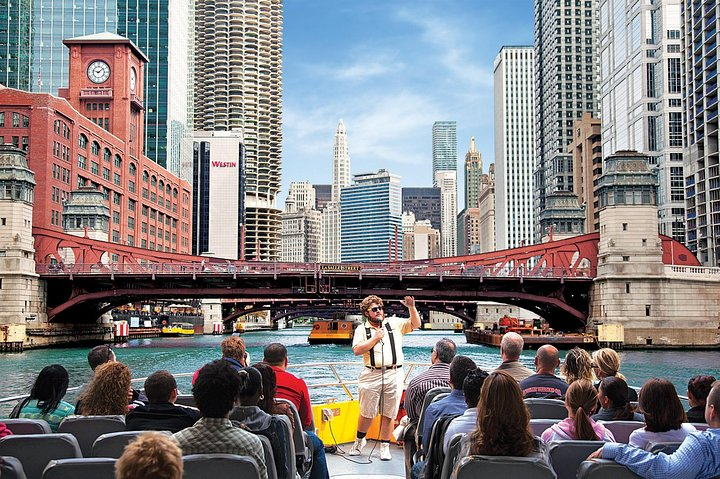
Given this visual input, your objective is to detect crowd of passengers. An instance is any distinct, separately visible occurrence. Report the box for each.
[0,332,719,479]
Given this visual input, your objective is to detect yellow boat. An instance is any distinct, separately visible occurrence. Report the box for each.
[160,322,195,337]
[234,320,246,333]
[307,319,355,344]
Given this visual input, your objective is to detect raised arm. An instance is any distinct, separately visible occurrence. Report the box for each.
[401,296,421,331]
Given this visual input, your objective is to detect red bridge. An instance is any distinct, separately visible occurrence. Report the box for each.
[33,227,699,330]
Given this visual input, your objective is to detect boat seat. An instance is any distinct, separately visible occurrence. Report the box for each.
[595,420,644,444]
[183,453,260,479]
[440,433,464,479]
[42,458,116,479]
[549,440,608,479]
[257,432,278,479]
[415,387,451,453]
[175,394,196,407]
[2,418,52,435]
[57,415,126,457]
[577,459,642,479]
[0,433,82,479]
[274,398,312,477]
[271,414,297,479]
[524,398,568,419]
[455,454,557,479]
[530,418,561,437]
[0,456,27,479]
[92,430,169,458]
[644,441,682,454]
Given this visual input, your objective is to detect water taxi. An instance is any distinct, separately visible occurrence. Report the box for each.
[160,322,195,337]
[307,318,355,344]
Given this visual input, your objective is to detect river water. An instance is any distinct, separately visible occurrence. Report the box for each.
[1,328,718,416]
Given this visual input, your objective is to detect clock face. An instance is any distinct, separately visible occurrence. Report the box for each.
[87,60,111,84]
[130,67,137,91]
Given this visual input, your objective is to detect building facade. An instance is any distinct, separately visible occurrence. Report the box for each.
[0,34,192,254]
[682,0,720,265]
[432,121,457,185]
[0,0,32,90]
[321,120,350,263]
[313,184,331,211]
[194,0,283,261]
[457,207,481,255]
[402,212,440,260]
[569,113,602,232]
[599,0,685,243]
[282,181,320,262]
[402,187,441,231]
[534,0,600,241]
[436,170,457,257]
[464,137,482,208]
[494,46,536,249]
[340,170,402,262]
[478,164,497,252]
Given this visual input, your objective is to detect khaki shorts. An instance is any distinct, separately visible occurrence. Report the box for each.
[358,367,404,419]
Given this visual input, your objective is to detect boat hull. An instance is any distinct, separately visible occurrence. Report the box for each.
[465,328,596,349]
[307,337,353,345]
[308,319,355,345]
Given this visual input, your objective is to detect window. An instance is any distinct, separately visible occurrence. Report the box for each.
[103,148,111,162]
[91,142,100,155]
[12,112,20,127]
[129,163,136,176]
[622,223,628,231]
[113,192,121,205]
[128,180,135,193]
[78,155,87,169]
[113,211,120,224]
[113,172,121,186]
[128,199,136,212]
[114,155,122,168]
[625,283,631,294]
[112,230,120,242]
[128,217,135,229]
[667,58,681,94]
[622,255,630,262]
[102,167,110,181]
[91,162,99,175]
[645,304,651,316]
[78,134,88,149]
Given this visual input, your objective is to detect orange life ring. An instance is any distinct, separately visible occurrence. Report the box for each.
[313,324,320,330]
[340,323,347,329]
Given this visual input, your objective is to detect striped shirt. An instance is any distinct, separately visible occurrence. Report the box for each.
[172,417,268,479]
[17,399,75,432]
[403,363,451,420]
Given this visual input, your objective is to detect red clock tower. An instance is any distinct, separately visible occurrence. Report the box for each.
[63,33,148,159]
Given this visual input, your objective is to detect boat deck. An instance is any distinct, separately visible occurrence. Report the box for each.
[326,441,405,479]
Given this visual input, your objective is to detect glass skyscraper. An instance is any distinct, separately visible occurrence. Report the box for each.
[432,121,457,185]
[0,0,32,90]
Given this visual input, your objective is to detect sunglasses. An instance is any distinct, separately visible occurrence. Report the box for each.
[370,306,383,313]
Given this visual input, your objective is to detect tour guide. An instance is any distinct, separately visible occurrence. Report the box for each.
[349,294,421,461]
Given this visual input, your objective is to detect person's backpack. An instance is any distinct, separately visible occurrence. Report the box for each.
[422,413,461,479]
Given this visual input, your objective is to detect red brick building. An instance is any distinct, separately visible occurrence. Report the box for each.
[0,33,192,254]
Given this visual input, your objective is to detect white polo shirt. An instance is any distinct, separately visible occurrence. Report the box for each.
[352,316,413,368]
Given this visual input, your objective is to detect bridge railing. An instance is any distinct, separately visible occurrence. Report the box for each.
[35,261,595,279]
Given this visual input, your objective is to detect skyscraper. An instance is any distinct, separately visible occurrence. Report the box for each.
[534,0,600,241]
[432,121,457,185]
[341,170,402,262]
[321,120,350,263]
[282,181,320,262]
[494,46,536,249]
[599,0,685,244]
[683,0,720,265]
[464,137,482,209]
[402,187,441,230]
[436,170,457,257]
[194,0,283,261]
[0,0,193,175]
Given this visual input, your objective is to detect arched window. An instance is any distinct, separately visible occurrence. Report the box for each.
[142,171,149,183]
[114,154,122,168]
[172,188,178,198]
[151,176,157,187]
[103,148,111,162]
[158,180,165,190]
[78,134,88,149]
[129,163,137,175]
[166,185,172,195]
[91,141,100,155]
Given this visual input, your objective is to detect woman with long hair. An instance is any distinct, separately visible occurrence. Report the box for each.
[628,378,696,449]
[542,379,615,442]
[592,348,638,401]
[593,376,644,422]
[460,371,550,464]
[10,364,74,431]
[561,347,594,384]
[253,362,296,434]
[77,361,132,415]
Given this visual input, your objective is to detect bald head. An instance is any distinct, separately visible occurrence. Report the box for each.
[535,345,560,373]
[500,332,524,360]
[707,382,720,427]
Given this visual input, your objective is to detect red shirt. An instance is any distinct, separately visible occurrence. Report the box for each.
[270,365,312,429]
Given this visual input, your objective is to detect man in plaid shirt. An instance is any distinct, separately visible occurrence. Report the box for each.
[173,360,268,479]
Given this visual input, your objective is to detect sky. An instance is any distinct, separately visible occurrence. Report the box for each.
[281,0,535,208]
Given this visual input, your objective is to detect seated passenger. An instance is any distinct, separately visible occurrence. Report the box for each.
[9,364,74,432]
[0,422,11,438]
[589,381,720,479]
[77,345,142,413]
[592,348,638,401]
[561,347,595,385]
[253,362,296,436]
[541,379,615,442]
[493,332,534,382]
[191,336,248,384]
[115,431,183,479]
[628,378,696,449]
[459,371,551,466]
[77,362,133,416]
[520,344,569,399]
[126,370,201,433]
[592,376,644,422]
[404,338,456,421]
[230,367,292,479]
[443,368,489,453]
[172,360,268,479]
[687,375,716,423]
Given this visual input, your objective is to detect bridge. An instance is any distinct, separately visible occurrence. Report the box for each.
[32,226,699,331]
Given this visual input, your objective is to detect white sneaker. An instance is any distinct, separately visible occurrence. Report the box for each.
[348,437,366,456]
[380,442,391,461]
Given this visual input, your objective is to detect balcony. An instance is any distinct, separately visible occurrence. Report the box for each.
[80,88,112,99]
[130,93,144,110]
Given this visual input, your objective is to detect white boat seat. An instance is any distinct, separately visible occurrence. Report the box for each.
[0,456,27,479]
[577,459,642,479]
[549,440,607,479]
[2,418,52,435]
[455,454,557,479]
[57,415,126,457]
[524,398,568,419]
[595,420,644,444]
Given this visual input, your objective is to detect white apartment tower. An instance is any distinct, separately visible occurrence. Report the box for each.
[281,182,320,263]
[193,0,283,261]
[534,0,600,241]
[321,120,351,263]
[494,46,536,249]
[436,171,458,257]
[599,0,685,244]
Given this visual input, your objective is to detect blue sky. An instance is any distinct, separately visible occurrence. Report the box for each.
[281,0,535,207]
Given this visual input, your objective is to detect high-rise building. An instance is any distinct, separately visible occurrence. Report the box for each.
[435,170,457,257]
[313,184,332,211]
[0,0,193,176]
[194,0,283,261]
[599,0,685,244]
[402,212,440,260]
[457,208,480,255]
[683,0,720,265]
[281,182,320,262]
[534,0,600,241]
[478,164,496,252]
[321,120,351,263]
[432,121,457,185]
[568,113,602,232]
[402,187,441,230]
[494,46,536,249]
[464,137,482,209]
[340,170,402,262]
